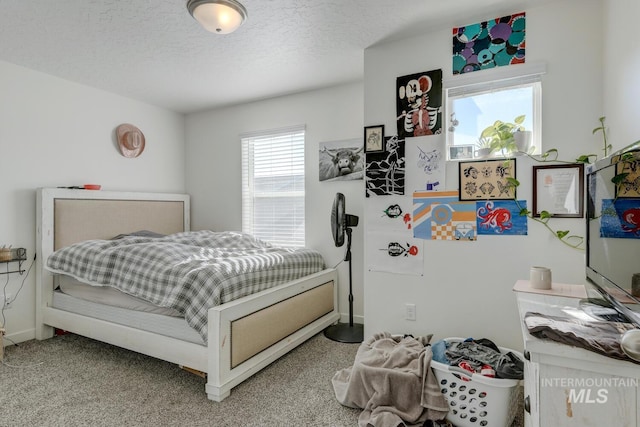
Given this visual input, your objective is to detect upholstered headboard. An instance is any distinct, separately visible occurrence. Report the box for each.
[53,199,186,249]
[35,188,190,339]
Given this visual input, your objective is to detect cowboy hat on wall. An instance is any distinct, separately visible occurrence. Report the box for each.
[116,123,145,158]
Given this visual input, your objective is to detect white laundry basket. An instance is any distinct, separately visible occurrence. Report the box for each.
[430,338,523,427]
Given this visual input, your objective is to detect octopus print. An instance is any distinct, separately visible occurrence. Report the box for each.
[600,199,640,239]
[621,208,640,235]
[477,201,512,233]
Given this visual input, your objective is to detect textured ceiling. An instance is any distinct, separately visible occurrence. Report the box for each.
[0,0,540,113]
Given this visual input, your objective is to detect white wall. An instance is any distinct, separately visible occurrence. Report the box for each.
[603,0,640,150]
[363,0,604,350]
[4,0,632,351]
[0,61,185,344]
[185,82,365,323]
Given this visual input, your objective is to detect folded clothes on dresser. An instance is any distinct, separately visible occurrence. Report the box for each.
[525,311,639,363]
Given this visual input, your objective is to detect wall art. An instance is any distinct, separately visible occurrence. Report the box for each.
[368,196,413,231]
[476,200,528,235]
[405,135,445,193]
[365,135,405,197]
[600,199,640,239]
[458,158,516,201]
[533,164,584,217]
[615,158,640,198]
[364,125,385,153]
[396,69,442,139]
[453,12,526,75]
[367,231,424,276]
[412,190,476,241]
[318,138,364,182]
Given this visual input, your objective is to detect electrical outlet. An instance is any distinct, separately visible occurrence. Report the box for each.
[405,303,416,321]
[2,293,12,309]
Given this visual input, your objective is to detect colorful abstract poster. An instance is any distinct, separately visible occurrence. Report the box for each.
[318,138,363,182]
[396,69,442,140]
[367,231,424,275]
[412,190,477,241]
[368,196,413,231]
[365,136,405,197]
[600,199,640,239]
[453,12,526,75]
[476,200,528,235]
[405,135,445,193]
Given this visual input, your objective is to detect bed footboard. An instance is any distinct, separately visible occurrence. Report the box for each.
[205,268,339,402]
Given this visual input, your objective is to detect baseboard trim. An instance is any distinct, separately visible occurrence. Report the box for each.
[2,328,36,347]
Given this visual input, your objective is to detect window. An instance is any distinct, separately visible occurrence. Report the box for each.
[241,126,306,247]
[445,63,545,160]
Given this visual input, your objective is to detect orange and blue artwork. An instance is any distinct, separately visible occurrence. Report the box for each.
[476,200,527,235]
[413,190,477,241]
[453,12,526,75]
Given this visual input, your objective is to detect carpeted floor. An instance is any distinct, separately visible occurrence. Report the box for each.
[1,333,524,427]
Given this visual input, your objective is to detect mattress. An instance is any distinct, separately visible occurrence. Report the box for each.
[47,230,326,343]
[57,274,181,317]
[51,290,205,345]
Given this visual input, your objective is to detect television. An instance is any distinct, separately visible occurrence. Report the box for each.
[584,140,640,326]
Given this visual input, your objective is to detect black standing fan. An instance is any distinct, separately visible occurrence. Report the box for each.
[324,192,364,343]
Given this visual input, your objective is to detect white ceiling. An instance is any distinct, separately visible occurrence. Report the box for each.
[0,0,542,114]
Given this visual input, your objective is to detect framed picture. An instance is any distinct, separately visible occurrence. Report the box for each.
[364,125,385,153]
[615,157,640,198]
[533,164,584,218]
[449,144,474,161]
[459,158,516,201]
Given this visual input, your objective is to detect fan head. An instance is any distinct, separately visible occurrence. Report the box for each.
[331,192,358,247]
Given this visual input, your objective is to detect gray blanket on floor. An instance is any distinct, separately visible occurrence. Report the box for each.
[331,332,449,427]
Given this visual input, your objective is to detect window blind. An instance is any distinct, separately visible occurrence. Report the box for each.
[241,126,306,247]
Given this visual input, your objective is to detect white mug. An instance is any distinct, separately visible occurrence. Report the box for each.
[530,266,552,290]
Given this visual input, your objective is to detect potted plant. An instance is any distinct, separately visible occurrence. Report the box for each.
[475,136,494,158]
[480,115,530,156]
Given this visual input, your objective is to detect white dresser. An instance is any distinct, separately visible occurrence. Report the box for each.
[513,280,640,427]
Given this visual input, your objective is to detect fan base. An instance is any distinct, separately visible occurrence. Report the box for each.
[324,322,364,343]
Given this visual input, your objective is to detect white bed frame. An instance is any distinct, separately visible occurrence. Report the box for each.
[35,188,340,401]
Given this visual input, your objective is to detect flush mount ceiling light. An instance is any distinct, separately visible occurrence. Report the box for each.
[187,0,248,34]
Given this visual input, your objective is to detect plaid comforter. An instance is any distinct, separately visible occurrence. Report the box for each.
[46,230,326,343]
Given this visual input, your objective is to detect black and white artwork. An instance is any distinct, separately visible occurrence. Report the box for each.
[319,138,364,181]
[365,135,405,197]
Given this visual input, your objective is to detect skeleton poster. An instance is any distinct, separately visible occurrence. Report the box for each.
[365,136,405,197]
[318,138,363,182]
[367,231,424,275]
[453,12,526,75]
[396,69,442,140]
[405,135,445,193]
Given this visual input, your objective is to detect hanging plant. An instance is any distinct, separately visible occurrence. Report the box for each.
[500,118,637,250]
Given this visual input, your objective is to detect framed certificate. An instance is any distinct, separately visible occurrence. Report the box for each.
[533,164,584,218]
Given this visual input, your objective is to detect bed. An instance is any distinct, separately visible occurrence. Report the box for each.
[35,188,340,402]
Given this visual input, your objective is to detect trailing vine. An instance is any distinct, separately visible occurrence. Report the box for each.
[592,116,612,158]
[499,117,633,250]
